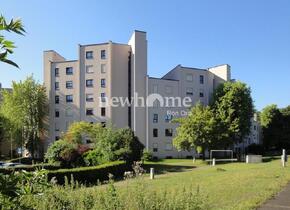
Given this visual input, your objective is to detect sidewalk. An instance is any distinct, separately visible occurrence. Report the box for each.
[258,183,290,209]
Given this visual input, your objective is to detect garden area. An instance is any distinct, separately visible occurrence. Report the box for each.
[1,158,290,209]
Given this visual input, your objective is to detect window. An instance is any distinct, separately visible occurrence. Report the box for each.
[153,128,158,137]
[199,91,204,98]
[153,143,158,152]
[165,114,173,122]
[86,65,94,74]
[101,107,106,116]
[200,75,204,84]
[101,50,106,59]
[55,136,60,141]
[55,110,59,118]
[165,143,173,151]
[186,74,193,82]
[165,86,173,94]
[186,88,193,95]
[55,82,59,90]
[65,108,73,117]
[254,125,257,130]
[66,81,73,89]
[153,114,158,123]
[66,67,73,75]
[55,68,59,77]
[55,95,59,104]
[101,64,106,73]
[165,128,173,137]
[86,51,93,59]
[153,85,158,93]
[101,79,106,88]
[66,95,73,103]
[86,79,93,87]
[86,94,94,102]
[86,108,94,116]
[101,93,106,102]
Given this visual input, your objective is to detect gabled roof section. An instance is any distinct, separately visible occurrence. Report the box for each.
[161,64,207,79]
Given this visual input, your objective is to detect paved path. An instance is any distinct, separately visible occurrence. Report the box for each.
[258,184,290,209]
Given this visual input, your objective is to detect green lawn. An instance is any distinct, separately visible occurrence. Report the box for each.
[116,159,290,209]
[22,159,290,210]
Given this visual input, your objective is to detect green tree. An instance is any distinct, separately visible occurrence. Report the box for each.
[0,76,47,158]
[173,103,221,157]
[0,15,25,68]
[260,104,285,150]
[212,81,254,144]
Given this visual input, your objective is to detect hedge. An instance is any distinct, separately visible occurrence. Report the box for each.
[47,161,131,185]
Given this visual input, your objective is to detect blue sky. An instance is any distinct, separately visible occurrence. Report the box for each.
[1,0,289,110]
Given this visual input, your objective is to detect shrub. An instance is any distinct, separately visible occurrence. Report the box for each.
[47,161,130,185]
[141,149,153,162]
[0,169,51,209]
[44,123,144,168]
[20,178,208,210]
[45,139,85,167]
[83,149,105,166]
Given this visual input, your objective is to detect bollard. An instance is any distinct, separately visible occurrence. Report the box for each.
[150,168,155,179]
[246,155,249,164]
[193,157,195,163]
[282,149,286,167]
[212,158,216,166]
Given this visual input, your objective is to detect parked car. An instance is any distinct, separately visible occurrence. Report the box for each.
[2,162,25,168]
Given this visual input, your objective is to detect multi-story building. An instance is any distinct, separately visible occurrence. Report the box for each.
[43,30,259,158]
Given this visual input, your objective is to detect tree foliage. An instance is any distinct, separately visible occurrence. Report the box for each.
[46,122,144,167]
[0,76,47,158]
[0,15,25,68]
[260,104,290,150]
[173,103,221,155]
[174,81,254,155]
[212,81,254,143]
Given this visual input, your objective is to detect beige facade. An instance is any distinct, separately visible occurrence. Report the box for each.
[44,31,148,150]
[148,65,231,158]
[43,30,260,158]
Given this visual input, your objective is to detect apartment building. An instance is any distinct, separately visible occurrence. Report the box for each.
[44,30,258,158]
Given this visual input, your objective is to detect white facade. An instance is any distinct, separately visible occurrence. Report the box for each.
[43,30,258,158]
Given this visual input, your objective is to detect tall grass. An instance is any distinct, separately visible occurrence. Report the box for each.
[20,177,209,210]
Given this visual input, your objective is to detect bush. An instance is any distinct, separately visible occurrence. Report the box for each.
[47,161,130,185]
[45,140,86,167]
[20,178,208,210]
[44,123,144,168]
[83,149,106,166]
[141,150,153,162]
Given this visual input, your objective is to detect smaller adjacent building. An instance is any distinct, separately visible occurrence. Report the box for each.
[235,114,262,154]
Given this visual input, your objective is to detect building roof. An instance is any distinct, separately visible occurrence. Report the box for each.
[148,77,179,82]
